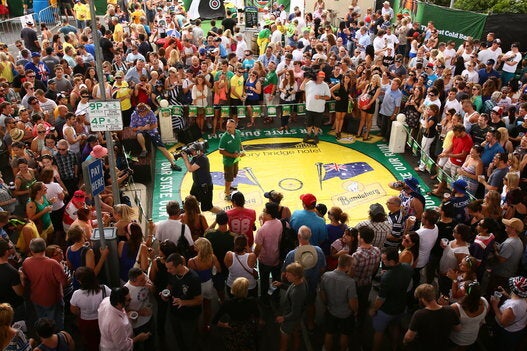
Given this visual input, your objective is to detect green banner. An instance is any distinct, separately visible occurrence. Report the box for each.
[394,1,487,46]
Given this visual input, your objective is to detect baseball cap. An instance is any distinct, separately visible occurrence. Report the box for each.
[369,203,385,216]
[493,39,501,45]
[31,52,41,57]
[486,59,495,65]
[502,218,524,232]
[300,193,317,206]
[492,106,502,114]
[426,62,434,68]
[317,71,325,78]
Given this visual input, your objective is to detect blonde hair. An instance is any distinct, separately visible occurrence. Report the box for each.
[0,303,14,349]
[114,204,136,221]
[285,262,304,278]
[370,74,381,87]
[194,237,213,263]
[505,172,520,190]
[498,127,509,144]
[507,153,520,173]
[230,277,249,298]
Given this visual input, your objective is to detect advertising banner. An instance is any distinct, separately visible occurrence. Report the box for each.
[394,1,487,46]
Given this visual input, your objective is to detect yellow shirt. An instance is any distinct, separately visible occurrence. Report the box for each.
[113,81,132,111]
[230,74,244,100]
[113,23,124,42]
[131,9,145,24]
[16,221,40,254]
[62,42,77,56]
[73,3,89,21]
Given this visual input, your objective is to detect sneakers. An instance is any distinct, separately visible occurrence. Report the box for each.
[139,150,148,158]
[171,164,182,171]
[224,193,232,201]
[230,186,237,191]
[313,134,319,144]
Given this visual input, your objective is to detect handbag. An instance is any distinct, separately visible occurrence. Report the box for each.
[357,92,372,110]
[235,254,258,280]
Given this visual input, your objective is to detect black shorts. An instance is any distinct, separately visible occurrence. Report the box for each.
[245,99,260,106]
[190,183,214,212]
[325,312,355,335]
[230,99,242,115]
[305,110,323,128]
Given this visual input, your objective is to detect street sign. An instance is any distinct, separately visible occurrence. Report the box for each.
[84,159,105,196]
[88,100,123,131]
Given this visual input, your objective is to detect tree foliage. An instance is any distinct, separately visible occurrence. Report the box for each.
[448,0,527,14]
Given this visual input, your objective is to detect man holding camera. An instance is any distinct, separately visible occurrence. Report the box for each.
[181,142,220,213]
[300,71,331,144]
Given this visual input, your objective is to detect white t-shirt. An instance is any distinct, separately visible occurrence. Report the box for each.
[45,182,65,211]
[155,219,193,245]
[70,285,111,320]
[461,69,479,84]
[123,282,152,328]
[502,51,522,73]
[416,225,438,268]
[443,98,462,117]
[304,80,330,113]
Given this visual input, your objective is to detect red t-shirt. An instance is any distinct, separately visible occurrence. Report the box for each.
[22,256,66,307]
[227,207,257,247]
[450,134,473,166]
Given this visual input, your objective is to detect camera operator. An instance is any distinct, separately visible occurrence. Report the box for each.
[181,143,221,213]
[300,70,331,144]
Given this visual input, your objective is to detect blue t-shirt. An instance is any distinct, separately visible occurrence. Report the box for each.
[481,142,504,167]
[290,210,328,246]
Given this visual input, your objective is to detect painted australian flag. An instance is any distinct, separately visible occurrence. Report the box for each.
[323,162,373,181]
[211,169,257,187]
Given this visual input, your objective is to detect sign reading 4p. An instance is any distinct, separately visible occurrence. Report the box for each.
[88,100,123,132]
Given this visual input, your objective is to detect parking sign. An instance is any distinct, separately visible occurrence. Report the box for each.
[88,100,123,131]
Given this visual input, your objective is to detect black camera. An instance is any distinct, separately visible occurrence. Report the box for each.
[173,140,209,160]
[302,64,321,80]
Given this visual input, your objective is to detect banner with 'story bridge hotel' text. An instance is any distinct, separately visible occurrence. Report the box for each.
[394,0,487,47]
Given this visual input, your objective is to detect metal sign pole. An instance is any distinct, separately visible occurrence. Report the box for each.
[88,0,120,206]
[82,159,112,284]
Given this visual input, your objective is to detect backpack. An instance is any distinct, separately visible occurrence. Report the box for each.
[177,223,192,260]
[279,219,297,261]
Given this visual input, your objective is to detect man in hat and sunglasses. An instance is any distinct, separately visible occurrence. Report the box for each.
[130,103,181,171]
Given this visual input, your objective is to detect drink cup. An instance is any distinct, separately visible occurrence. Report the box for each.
[408,216,416,222]
[161,289,171,298]
[493,291,502,299]
[128,311,139,321]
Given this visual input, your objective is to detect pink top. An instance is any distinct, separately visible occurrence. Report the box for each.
[254,218,282,266]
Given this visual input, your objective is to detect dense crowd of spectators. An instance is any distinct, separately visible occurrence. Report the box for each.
[2,0,527,350]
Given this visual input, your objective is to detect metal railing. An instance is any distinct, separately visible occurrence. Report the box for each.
[37,6,60,25]
[0,17,24,46]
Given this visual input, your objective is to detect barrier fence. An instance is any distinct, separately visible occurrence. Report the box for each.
[158,101,339,120]
[404,125,477,201]
[0,17,24,46]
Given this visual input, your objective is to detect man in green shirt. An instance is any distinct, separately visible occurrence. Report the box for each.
[219,119,245,201]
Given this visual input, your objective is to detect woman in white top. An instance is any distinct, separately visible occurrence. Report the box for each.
[225,235,258,298]
[449,281,489,349]
[439,223,470,296]
[490,276,527,350]
[191,75,209,132]
[70,266,112,351]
